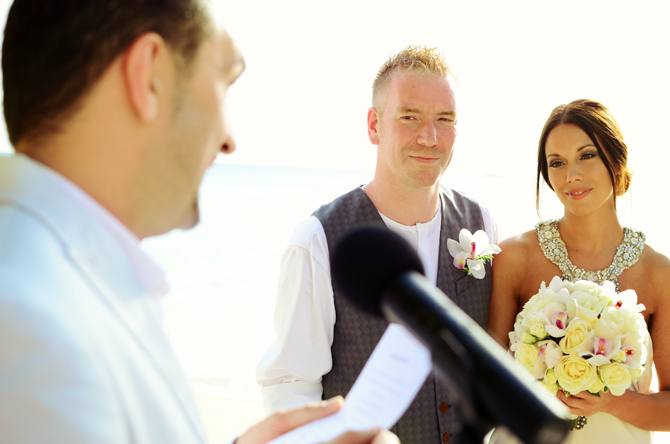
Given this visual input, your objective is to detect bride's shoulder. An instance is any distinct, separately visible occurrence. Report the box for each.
[499,228,541,253]
[628,243,670,314]
[639,242,670,277]
[495,228,544,268]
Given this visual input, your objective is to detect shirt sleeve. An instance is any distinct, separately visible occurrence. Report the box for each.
[256,216,336,415]
[479,203,499,245]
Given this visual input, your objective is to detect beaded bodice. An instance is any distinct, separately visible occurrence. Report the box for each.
[536,219,645,292]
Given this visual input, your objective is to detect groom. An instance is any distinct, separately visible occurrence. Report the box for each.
[258,46,498,444]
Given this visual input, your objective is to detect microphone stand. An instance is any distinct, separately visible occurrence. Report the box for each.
[382,272,568,444]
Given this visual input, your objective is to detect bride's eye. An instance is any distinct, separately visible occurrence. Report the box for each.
[582,152,597,160]
[549,160,563,168]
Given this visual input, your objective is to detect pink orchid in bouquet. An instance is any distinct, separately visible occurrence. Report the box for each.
[509,276,649,398]
[447,228,501,279]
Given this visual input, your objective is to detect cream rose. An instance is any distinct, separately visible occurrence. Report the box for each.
[544,368,558,385]
[530,321,548,340]
[554,355,598,394]
[588,375,605,394]
[540,380,560,396]
[599,363,633,396]
[612,350,626,362]
[515,343,540,374]
[560,319,594,355]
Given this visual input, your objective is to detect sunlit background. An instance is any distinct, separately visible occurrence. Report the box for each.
[1,1,669,442]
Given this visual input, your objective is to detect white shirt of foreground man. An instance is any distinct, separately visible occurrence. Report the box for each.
[0,1,397,444]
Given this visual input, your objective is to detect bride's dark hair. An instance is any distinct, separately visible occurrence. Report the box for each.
[536,99,632,215]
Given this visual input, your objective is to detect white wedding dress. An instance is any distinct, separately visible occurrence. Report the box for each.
[491,221,654,444]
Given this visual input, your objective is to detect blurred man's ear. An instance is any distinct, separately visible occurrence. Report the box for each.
[122,32,173,123]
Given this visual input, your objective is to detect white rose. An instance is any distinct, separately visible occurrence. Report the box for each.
[566,290,605,325]
[599,363,633,396]
[522,311,540,328]
[530,295,555,315]
[630,367,644,381]
[625,311,647,336]
[593,307,630,339]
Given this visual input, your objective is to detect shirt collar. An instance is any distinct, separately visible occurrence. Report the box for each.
[378,204,442,239]
[24,154,170,302]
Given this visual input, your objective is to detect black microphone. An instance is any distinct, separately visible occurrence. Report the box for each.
[331,226,569,444]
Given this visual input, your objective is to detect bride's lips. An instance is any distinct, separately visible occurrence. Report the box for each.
[566,188,592,200]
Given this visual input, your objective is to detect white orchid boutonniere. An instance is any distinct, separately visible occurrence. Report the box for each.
[447,229,501,279]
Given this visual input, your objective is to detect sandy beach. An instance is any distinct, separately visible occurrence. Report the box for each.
[194,394,265,444]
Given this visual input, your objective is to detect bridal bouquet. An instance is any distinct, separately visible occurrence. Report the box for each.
[510,276,648,398]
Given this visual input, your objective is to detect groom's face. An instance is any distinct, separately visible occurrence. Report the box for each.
[370,70,458,189]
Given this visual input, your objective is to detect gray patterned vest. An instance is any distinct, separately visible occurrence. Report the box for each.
[314,186,492,444]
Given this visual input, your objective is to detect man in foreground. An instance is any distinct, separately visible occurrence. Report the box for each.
[258,46,498,444]
[0,1,396,443]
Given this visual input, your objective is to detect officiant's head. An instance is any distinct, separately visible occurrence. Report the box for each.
[2,0,245,239]
[535,99,632,215]
[367,46,458,190]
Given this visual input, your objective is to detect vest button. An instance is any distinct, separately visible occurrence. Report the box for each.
[443,432,450,442]
[440,403,449,413]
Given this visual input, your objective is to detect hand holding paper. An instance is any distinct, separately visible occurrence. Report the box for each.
[266,323,431,444]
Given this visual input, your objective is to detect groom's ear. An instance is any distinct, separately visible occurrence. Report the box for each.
[367,107,381,145]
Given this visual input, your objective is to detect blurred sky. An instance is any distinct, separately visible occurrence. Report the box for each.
[0,1,669,228]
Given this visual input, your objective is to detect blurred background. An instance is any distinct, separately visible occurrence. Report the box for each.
[1,0,669,442]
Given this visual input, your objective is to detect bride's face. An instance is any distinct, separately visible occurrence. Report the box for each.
[545,123,615,217]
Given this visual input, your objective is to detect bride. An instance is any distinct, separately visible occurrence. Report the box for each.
[487,99,670,442]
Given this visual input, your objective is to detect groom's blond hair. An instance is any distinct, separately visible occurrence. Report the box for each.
[372,46,455,112]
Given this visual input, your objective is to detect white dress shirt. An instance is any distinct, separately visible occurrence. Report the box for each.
[256,197,498,414]
[38,156,170,303]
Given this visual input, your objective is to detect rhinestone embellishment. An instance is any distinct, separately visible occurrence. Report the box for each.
[536,220,645,292]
